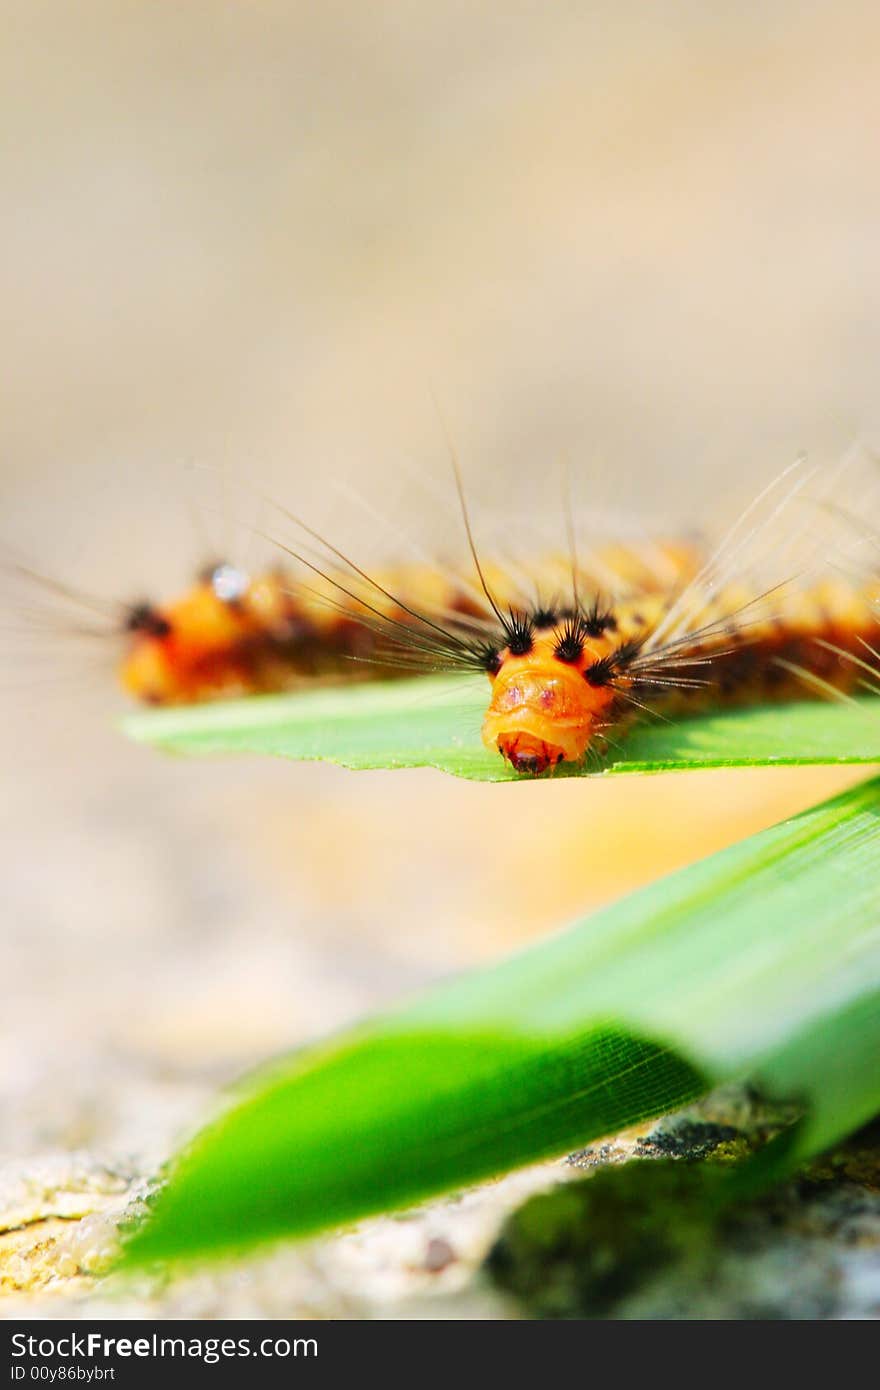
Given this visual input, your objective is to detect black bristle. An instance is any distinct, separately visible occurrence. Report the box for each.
[613,638,644,667]
[125,603,172,639]
[584,654,615,687]
[584,637,643,687]
[532,606,559,629]
[480,644,503,675]
[582,598,618,638]
[554,615,585,664]
[505,610,535,657]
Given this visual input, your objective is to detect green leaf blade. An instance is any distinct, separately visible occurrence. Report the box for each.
[122,677,880,779]
[121,775,880,1269]
[124,1030,704,1265]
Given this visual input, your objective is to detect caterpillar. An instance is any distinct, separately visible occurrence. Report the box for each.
[116,539,703,706]
[14,461,879,776]
[107,461,880,776]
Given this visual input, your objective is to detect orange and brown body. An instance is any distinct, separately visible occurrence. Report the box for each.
[120,567,389,705]
[481,578,880,773]
[117,541,704,707]
[117,542,880,776]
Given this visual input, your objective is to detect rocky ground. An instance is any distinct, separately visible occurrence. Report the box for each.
[2,1072,878,1319]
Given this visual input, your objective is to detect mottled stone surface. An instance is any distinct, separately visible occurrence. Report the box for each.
[488,1102,880,1320]
[0,1149,547,1319]
[2,1085,878,1319]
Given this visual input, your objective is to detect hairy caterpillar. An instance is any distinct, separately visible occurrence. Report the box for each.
[106,461,880,776]
[116,539,702,705]
[14,460,880,776]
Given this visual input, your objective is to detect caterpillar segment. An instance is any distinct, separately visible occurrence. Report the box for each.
[116,540,705,708]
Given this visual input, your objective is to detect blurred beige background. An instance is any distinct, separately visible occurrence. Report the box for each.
[1,1,879,1309]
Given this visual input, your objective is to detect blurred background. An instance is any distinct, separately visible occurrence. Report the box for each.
[1,0,879,1305]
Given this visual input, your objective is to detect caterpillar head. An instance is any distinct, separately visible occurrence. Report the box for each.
[480,629,617,775]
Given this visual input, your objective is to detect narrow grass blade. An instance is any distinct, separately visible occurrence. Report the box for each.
[121,776,880,1268]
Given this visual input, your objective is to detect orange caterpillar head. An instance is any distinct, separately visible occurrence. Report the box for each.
[480,613,632,775]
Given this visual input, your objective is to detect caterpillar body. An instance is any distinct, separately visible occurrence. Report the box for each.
[14,462,878,776]
[116,540,704,709]
[112,476,880,775]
